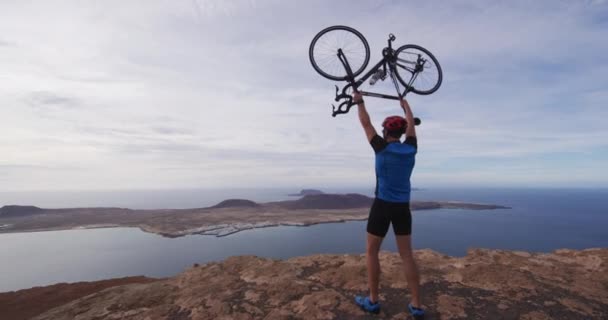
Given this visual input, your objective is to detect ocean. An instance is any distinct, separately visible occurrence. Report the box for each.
[0,188,606,292]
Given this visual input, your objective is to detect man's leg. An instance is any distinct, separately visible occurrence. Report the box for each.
[395,234,421,307]
[366,232,383,303]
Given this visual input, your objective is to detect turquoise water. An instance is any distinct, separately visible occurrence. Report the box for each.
[0,188,606,292]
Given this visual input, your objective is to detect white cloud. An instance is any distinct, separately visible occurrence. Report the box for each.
[0,0,607,191]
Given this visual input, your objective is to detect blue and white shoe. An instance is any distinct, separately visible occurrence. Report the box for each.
[408,303,425,319]
[354,295,380,314]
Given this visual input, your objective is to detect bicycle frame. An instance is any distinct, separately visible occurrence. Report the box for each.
[331,35,422,117]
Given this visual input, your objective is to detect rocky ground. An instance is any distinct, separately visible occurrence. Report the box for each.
[18,248,607,320]
[0,276,156,320]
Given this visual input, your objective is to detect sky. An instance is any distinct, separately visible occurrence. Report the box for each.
[0,0,607,192]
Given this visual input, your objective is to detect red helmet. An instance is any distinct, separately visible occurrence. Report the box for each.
[382,116,406,131]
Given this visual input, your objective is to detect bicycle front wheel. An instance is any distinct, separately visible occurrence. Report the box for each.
[394,44,442,95]
[309,26,370,81]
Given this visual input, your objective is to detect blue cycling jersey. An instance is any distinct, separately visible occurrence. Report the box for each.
[370,135,417,203]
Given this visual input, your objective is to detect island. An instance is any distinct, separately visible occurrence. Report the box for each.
[0,193,509,238]
[288,189,325,196]
[1,248,605,319]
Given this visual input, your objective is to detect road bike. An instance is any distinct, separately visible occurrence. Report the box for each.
[309,26,443,119]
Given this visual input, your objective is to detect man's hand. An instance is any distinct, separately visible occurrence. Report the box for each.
[399,98,412,114]
[353,91,363,104]
[400,98,416,138]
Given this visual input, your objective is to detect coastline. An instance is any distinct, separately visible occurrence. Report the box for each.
[0,199,509,238]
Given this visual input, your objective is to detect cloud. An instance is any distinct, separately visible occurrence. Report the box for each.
[25,91,81,109]
[0,39,16,47]
[0,0,607,191]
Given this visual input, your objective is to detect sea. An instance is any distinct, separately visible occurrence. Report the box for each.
[0,187,606,292]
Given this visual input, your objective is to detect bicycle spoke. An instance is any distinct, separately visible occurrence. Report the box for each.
[318,58,336,70]
[416,74,429,91]
[318,57,338,70]
[317,42,335,53]
[396,63,415,74]
[394,45,441,94]
[397,57,416,65]
[310,26,369,80]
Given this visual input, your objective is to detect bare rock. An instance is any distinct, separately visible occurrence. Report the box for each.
[28,248,608,319]
[0,276,156,320]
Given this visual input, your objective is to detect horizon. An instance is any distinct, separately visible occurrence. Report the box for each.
[1,0,608,191]
[2,186,607,210]
[2,184,608,194]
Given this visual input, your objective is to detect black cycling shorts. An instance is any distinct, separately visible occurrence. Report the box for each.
[366,198,412,237]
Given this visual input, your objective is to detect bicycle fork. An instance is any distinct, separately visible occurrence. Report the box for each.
[331,50,358,117]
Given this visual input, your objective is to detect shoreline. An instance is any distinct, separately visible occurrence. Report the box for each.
[0,194,510,238]
[0,217,373,238]
[0,204,509,238]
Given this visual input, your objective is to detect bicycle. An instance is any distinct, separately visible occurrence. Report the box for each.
[309,25,443,119]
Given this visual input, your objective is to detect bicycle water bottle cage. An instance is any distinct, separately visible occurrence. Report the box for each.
[369,69,386,85]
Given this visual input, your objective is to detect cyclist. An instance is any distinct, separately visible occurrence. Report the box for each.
[352,91,425,319]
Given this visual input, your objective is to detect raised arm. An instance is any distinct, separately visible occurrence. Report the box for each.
[400,98,416,138]
[354,91,377,142]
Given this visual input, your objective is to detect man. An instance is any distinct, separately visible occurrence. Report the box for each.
[352,90,425,319]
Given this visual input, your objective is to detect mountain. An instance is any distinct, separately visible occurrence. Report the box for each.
[209,199,260,209]
[288,189,325,196]
[0,205,44,218]
[277,193,373,210]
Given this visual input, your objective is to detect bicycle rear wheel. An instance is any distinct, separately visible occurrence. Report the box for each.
[394,44,442,95]
[309,26,370,81]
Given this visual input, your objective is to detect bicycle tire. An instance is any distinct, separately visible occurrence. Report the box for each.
[309,26,370,81]
[394,44,442,95]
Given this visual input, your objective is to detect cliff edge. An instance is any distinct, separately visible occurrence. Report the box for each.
[25,248,608,320]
